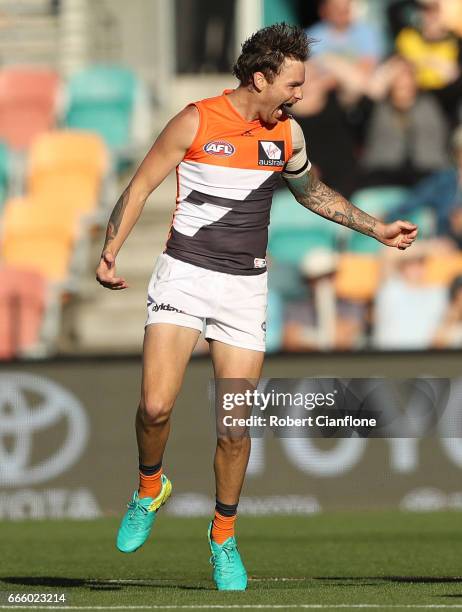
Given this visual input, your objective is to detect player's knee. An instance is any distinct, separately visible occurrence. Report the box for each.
[138,396,173,426]
[217,435,250,459]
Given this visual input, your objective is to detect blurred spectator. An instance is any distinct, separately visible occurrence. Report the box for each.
[389,0,462,124]
[392,0,461,89]
[373,244,447,349]
[305,0,384,106]
[306,0,384,69]
[282,249,365,351]
[292,62,358,197]
[385,124,462,236]
[357,57,450,187]
[432,274,462,348]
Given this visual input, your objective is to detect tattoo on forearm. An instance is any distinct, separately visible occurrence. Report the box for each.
[285,171,377,238]
[102,183,132,253]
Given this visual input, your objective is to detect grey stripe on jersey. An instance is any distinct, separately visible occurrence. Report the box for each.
[165,172,280,275]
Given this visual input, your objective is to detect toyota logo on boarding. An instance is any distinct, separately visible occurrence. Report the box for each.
[0,373,89,486]
[203,140,235,156]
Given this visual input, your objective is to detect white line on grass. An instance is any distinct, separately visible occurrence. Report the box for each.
[4,605,462,610]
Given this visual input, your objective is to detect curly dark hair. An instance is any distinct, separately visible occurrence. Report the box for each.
[233,23,311,86]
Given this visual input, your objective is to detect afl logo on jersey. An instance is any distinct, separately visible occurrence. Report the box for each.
[203,141,236,157]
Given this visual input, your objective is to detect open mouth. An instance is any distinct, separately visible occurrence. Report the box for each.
[275,102,293,117]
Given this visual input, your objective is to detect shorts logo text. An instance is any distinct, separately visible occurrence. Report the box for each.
[151,302,184,313]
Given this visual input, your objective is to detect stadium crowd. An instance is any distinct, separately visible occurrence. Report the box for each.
[267,0,462,353]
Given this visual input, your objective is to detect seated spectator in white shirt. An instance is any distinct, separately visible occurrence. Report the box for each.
[373,244,447,350]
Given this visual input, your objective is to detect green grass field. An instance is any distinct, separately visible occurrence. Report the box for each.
[1,512,462,610]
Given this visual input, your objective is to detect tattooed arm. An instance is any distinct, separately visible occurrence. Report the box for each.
[96,105,199,289]
[100,183,133,258]
[284,168,418,249]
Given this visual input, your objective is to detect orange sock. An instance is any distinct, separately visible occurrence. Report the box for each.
[138,469,163,499]
[211,511,236,544]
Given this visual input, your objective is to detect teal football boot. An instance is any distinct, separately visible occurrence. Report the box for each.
[116,474,172,553]
[208,522,248,590]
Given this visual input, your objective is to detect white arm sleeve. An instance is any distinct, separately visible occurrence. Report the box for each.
[282,117,311,179]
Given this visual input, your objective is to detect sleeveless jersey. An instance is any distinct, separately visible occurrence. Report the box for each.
[164,90,294,275]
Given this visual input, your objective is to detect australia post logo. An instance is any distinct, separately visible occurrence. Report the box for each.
[204,140,236,157]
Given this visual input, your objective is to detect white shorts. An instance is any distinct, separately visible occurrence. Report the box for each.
[145,253,267,352]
